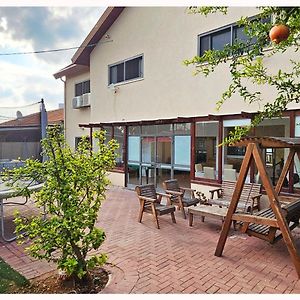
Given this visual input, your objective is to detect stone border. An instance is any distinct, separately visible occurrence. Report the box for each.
[100,263,127,294]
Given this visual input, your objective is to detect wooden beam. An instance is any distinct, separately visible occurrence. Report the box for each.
[124,125,128,187]
[231,213,278,227]
[275,149,296,194]
[241,111,255,119]
[215,143,254,257]
[218,119,223,184]
[190,121,195,181]
[252,143,300,278]
[289,111,296,193]
[208,114,220,121]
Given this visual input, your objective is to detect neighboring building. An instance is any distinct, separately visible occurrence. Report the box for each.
[0,108,63,161]
[54,7,300,194]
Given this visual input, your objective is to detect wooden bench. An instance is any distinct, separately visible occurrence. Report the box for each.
[188,205,228,227]
[234,198,300,243]
[209,181,261,213]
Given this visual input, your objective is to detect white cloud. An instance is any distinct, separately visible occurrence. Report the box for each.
[0,59,63,110]
[0,17,7,30]
[0,7,105,109]
[48,7,73,18]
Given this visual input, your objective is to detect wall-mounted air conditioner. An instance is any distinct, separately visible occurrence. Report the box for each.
[72,96,83,109]
[82,93,91,107]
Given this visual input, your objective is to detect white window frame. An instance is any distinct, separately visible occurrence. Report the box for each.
[108,54,144,86]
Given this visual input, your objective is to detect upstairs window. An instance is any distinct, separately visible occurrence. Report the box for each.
[75,80,90,97]
[211,28,231,52]
[199,17,270,57]
[199,25,245,56]
[109,55,143,85]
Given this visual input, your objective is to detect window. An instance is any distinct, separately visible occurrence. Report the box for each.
[113,126,125,167]
[75,136,90,150]
[252,117,290,186]
[75,80,90,97]
[109,55,143,85]
[195,121,219,180]
[109,63,124,84]
[211,28,231,51]
[198,16,270,56]
[223,119,251,180]
[102,126,113,144]
[199,24,248,56]
[99,126,125,169]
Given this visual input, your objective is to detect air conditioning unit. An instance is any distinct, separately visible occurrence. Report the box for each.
[72,96,83,109]
[82,93,91,107]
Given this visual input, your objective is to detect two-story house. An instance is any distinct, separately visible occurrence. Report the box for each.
[54,7,300,195]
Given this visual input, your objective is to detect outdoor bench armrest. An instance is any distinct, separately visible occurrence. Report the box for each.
[165,190,183,196]
[157,192,173,205]
[138,196,156,203]
[209,188,222,199]
[180,187,196,192]
[157,192,172,198]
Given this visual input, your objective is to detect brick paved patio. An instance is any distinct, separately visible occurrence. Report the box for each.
[1,186,300,293]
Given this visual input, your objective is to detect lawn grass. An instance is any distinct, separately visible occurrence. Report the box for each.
[0,257,28,293]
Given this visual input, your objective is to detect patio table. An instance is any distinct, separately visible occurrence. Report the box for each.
[0,181,44,242]
[188,205,228,227]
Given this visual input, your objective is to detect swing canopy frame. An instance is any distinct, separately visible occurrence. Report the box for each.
[215,136,300,278]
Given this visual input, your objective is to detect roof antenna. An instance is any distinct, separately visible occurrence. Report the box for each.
[16,110,23,119]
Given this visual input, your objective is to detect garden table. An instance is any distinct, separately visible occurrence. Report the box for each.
[0,181,44,242]
[188,205,228,227]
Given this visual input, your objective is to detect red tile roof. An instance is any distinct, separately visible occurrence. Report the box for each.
[47,108,64,125]
[0,108,64,127]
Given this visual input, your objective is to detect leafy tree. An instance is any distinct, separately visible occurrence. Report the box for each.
[184,7,300,143]
[4,126,118,289]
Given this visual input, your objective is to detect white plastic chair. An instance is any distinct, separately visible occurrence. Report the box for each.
[223,168,237,181]
[224,164,233,169]
[195,163,203,172]
[203,167,216,180]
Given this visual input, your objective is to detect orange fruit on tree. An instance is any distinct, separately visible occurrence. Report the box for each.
[269,24,290,44]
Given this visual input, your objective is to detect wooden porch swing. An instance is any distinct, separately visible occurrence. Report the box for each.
[215,137,300,278]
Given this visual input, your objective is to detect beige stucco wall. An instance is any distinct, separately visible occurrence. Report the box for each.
[86,7,300,124]
[64,7,300,139]
[107,171,125,187]
[62,7,300,188]
[65,71,91,147]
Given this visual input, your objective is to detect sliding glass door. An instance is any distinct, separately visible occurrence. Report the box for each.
[127,124,191,189]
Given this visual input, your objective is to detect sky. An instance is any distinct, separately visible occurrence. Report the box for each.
[0,6,105,112]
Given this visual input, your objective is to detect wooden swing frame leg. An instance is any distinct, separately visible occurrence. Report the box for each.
[215,143,300,278]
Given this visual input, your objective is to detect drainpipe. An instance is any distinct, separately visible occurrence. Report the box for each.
[60,77,66,138]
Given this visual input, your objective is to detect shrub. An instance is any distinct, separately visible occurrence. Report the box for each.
[7,126,118,288]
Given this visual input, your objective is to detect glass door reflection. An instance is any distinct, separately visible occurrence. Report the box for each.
[156,136,172,189]
[141,137,155,185]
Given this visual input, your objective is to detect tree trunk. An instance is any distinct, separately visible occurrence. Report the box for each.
[75,271,94,289]
[69,240,94,289]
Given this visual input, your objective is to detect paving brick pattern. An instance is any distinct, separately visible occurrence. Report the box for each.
[1,187,300,294]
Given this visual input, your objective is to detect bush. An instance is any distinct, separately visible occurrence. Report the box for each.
[6,126,118,288]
